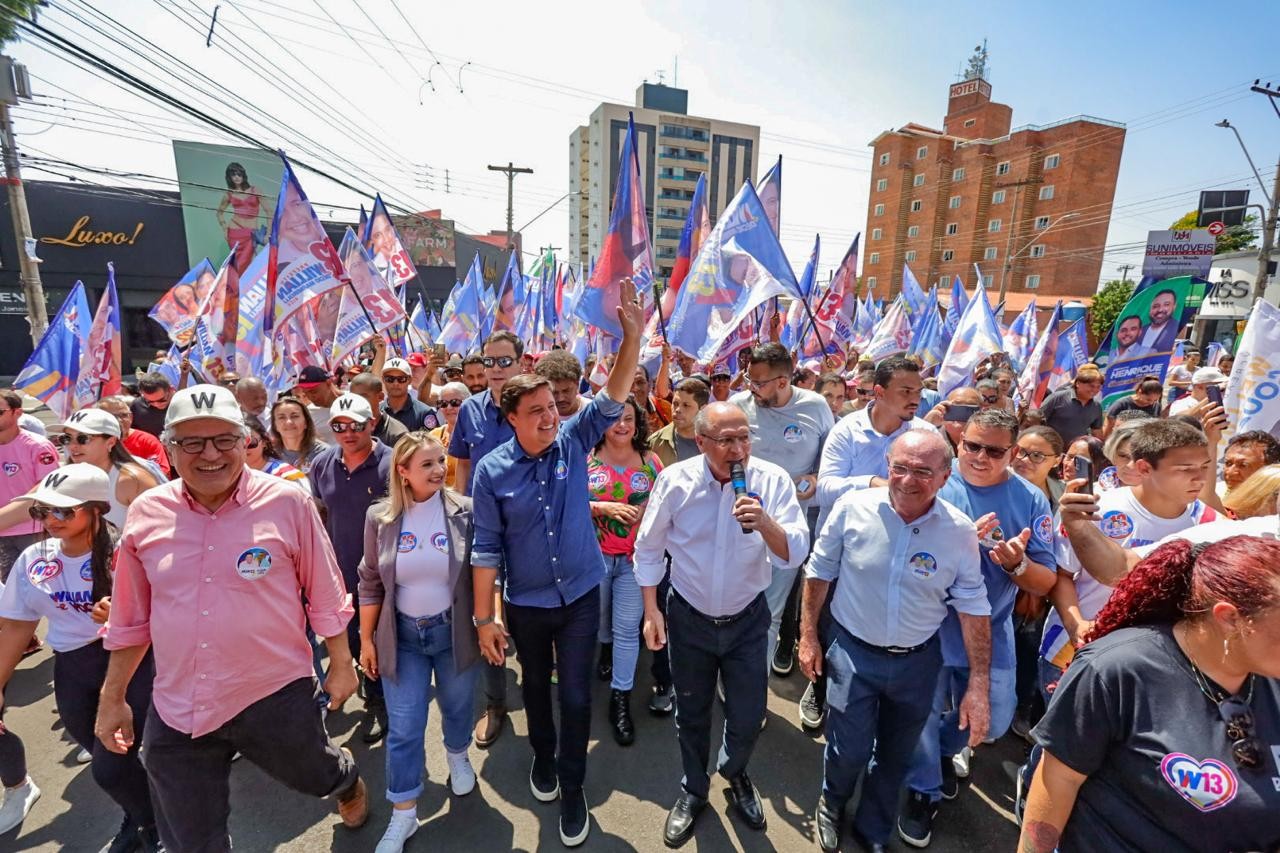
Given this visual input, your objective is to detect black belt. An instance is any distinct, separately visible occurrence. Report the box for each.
[847,631,935,657]
[672,589,763,627]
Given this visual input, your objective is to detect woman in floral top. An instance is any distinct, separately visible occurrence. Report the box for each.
[588,395,663,747]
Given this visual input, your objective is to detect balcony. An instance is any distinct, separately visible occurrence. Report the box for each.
[656,227,683,240]
[658,189,696,201]
[659,148,708,164]
[655,247,678,260]
[660,126,709,142]
[659,169,703,182]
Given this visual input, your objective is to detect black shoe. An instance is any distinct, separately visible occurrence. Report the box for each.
[559,788,589,847]
[360,706,387,744]
[530,756,559,803]
[940,756,959,801]
[726,773,766,831]
[663,790,707,848]
[897,790,936,848]
[648,682,675,716]
[771,641,794,677]
[815,798,843,853]
[596,643,613,682]
[850,825,889,853]
[101,816,142,853]
[609,689,635,746]
[137,824,164,853]
[799,680,824,732]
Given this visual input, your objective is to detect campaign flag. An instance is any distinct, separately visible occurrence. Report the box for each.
[15,282,93,420]
[362,194,417,286]
[943,275,969,343]
[973,263,985,288]
[579,114,654,338]
[437,264,483,355]
[757,156,781,236]
[1043,317,1089,398]
[1099,275,1206,410]
[491,250,522,333]
[357,205,368,241]
[331,228,407,364]
[642,173,711,371]
[514,266,544,346]
[408,295,432,348]
[908,287,945,373]
[150,258,215,346]
[190,253,237,370]
[864,294,914,363]
[1004,299,1038,372]
[664,181,797,362]
[850,290,876,350]
[805,235,861,357]
[1223,298,1280,440]
[938,284,1004,398]
[540,263,560,343]
[901,264,927,317]
[781,234,820,350]
[266,155,347,332]
[1015,301,1064,407]
[72,264,123,408]
[234,245,271,376]
[1204,341,1225,368]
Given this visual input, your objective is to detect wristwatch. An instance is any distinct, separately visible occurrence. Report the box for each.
[472,615,495,628]
[1003,556,1028,577]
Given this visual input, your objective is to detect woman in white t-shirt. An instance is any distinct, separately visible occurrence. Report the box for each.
[356,433,479,853]
[0,464,158,850]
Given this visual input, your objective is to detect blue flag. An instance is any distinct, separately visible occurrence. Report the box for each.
[437,262,483,355]
[15,282,93,419]
[938,283,1004,398]
[757,156,781,236]
[781,234,819,350]
[902,264,927,317]
[908,288,946,373]
[944,275,969,343]
[1004,299,1039,372]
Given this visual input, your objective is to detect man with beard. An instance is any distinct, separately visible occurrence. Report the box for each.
[461,355,488,396]
[1139,289,1179,353]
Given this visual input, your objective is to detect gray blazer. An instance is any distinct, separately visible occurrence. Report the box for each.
[356,490,479,682]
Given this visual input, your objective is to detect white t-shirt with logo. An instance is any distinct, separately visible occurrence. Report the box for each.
[0,540,102,652]
[1042,487,1215,667]
[394,497,451,619]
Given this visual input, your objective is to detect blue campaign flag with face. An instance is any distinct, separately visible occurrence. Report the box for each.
[1004,299,1039,372]
[781,234,819,350]
[15,282,92,420]
[944,274,969,344]
[437,261,483,355]
[938,283,1004,398]
[901,264,928,317]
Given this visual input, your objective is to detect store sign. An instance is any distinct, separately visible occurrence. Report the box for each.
[1143,229,1215,279]
[0,287,26,316]
[40,215,145,249]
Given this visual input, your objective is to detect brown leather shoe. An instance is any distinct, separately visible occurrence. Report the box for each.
[474,706,506,749]
[337,777,369,828]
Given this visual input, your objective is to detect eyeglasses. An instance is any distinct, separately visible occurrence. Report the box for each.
[437,399,464,409]
[330,421,369,433]
[29,504,82,522]
[481,356,516,369]
[168,434,242,454]
[51,433,101,447]
[744,375,788,391]
[855,388,873,397]
[1015,447,1058,465]
[383,375,409,384]
[698,432,750,449]
[961,438,1011,459]
[889,463,937,480]
[1217,696,1262,769]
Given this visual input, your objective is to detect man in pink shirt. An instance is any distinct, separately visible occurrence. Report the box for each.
[0,389,60,582]
[94,385,368,851]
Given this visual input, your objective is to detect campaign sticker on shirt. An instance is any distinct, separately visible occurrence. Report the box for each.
[629,471,651,492]
[1034,514,1054,545]
[908,552,938,579]
[234,547,272,580]
[587,470,609,491]
[80,560,93,582]
[37,451,56,466]
[398,532,418,553]
[1100,510,1134,540]
[979,525,1005,550]
[430,532,449,554]
[782,424,804,443]
[1098,466,1120,491]
[1159,752,1238,812]
[2,462,18,477]
[27,558,62,584]
[554,460,568,480]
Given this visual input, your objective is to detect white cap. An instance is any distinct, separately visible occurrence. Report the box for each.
[382,358,412,376]
[1191,367,1228,386]
[164,384,246,430]
[20,463,111,508]
[330,393,373,424]
[54,408,122,438]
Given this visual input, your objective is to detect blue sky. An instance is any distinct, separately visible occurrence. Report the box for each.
[9,0,1278,288]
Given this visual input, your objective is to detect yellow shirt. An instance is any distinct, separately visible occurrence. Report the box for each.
[428,424,458,490]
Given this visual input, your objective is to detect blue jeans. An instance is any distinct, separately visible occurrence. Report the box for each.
[821,626,942,845]
[382,611,477,803]
[904,664,1018,801]
[1037,656,1065,705]
[597,553,643,691]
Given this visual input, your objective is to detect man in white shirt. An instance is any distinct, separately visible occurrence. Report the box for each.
[635,402,808,848]
[1169,366,1226,417]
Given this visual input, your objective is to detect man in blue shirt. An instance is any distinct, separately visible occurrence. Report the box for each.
[899,408,1057,848]
[470,280,643,848]
[379,357,440,432]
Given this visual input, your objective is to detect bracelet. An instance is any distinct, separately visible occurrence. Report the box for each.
[472,615,495,628]
[1003,556,1028,577]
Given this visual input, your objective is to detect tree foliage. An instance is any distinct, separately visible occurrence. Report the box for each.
[1170,210,1259,253]
[1090,279,1134,340]
[0,2,40,47]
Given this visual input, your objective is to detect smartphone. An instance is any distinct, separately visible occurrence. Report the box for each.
[943,403,978,423]
[1206,385,1223,407]
[433,343,446,360]
[1073,455,1094,490]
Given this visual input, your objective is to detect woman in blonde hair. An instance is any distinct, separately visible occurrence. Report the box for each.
[1223,464,1280,519]
[357,433,479,853]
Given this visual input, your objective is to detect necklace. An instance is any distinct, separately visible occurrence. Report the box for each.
[1175,623,1255,706]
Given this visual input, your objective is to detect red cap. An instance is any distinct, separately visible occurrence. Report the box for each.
[406,352,428,367]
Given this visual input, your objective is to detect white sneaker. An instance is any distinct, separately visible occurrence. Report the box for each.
[0,777,41,833]
[952,745,973,779]
[446,749,476,796]
[76,747,92,764]
[374,809,418,853]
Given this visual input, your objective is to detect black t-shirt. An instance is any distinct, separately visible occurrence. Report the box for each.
[129,397,168,437]
[1106,396,1161,420]
[1033,624,1280,852]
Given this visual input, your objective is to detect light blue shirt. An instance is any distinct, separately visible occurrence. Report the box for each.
[807,487,989,648]
[816,403,935,526]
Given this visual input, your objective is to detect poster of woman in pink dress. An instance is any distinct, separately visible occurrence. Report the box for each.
[215,162,265,273]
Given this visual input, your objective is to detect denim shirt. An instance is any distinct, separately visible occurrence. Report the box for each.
[448,389,513,494]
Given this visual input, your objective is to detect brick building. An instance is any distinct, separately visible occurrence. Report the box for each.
[862,67,1125,313]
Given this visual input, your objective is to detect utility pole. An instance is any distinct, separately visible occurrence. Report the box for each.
[1252,153,1279,303]
[1117,263,1134,284]
[0,57,45,346]
[487,162,533,251]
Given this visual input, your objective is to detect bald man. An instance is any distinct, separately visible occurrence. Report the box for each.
[234,377,269,430]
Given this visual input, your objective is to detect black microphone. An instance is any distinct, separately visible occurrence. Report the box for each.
[729,460,750,534]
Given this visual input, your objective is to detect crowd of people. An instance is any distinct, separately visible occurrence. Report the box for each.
[0,280,1276,853]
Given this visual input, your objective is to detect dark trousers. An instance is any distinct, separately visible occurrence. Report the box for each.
[142,677,359,853]
[54,641,156,829]
[505,587,599,795]
[345,586,384,707]
[822,625,941,845]
[667,589,769,799]
[649,571,672,687]
[1014,608,1046,721]
[0,721,24,787]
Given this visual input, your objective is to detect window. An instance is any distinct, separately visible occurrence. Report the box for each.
[946,222,958,235]
[917,146,928,159]
[996,161,1010,176]
[982,274,994,287]
[963,118,976,127]
[1039,185,1055,201]
[866,276,877,289]
[869,252,880,264]
[907,225,920,237]
[952,167,966,181]
[1030,245,1046,258]
[871,227,883,240]
[1044,153,1060,170]
[949,195,962,209]
[913,174,925,187]
[988,219,1002,233]
[905,250,917,261]
[876,178,888,191]
[910,200,923,212]
[879,152,891,166]
[1034,215,1051,229]
[1026,274,1041,290]
[942,249,955,261]
[874,203,885,216]
[992,189,1006,204]
[984,246,998,260]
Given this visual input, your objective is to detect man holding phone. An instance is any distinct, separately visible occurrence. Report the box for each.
[1169,366,1227,416]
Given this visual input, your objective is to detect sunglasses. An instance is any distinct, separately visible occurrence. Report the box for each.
[437,399,463,409]
[245,438,261,449]
[481,356,516,369]
[1217,696,1262,769]
[51,433,102,447]
[383,375,410,384]
[855,388,873,397]
[29,504,82,522]
[219,378,238,387]
[961,438,1011,459]
[330,421,369,433]
[981,395,999,405]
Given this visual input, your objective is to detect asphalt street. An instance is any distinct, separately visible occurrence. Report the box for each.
[1,633,1024,852]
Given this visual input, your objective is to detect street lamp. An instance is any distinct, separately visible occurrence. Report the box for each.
[1215,119,1279,303]
[1214,119,1273,207]
[997,212,1079,304]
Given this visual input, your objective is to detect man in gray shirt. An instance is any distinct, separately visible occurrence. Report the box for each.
[731,342,835,677]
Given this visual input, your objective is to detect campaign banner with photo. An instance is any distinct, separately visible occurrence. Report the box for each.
[1100,275,1206,409]
[149,258,215,346]
[331,228,407,364]
[172,141,283,274]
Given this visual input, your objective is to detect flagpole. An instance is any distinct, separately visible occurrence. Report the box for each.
[346,279,382,342]
[797,296,829,358]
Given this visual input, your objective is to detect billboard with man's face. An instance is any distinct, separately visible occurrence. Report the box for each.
[172,141,284,275]
[1100,275,1206,409]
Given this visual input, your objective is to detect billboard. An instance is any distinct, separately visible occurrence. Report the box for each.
[1142,228,1215,279]
[172,141,283,275]
[1099,275,1206,409]
[393,213,455,267]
